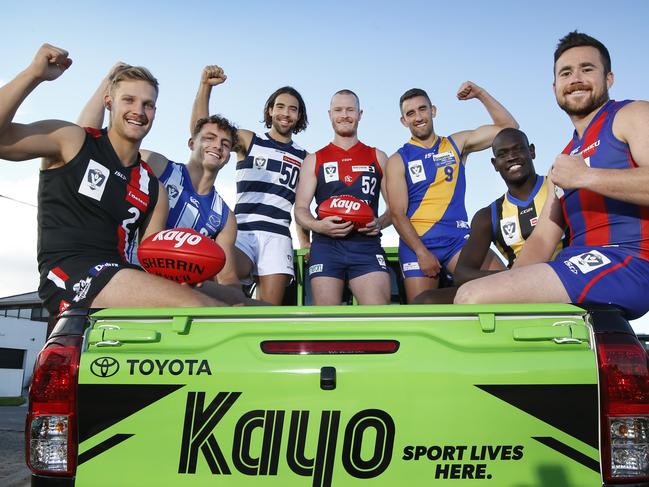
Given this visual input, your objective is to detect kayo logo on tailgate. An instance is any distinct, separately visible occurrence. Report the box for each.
[178,392,394,487]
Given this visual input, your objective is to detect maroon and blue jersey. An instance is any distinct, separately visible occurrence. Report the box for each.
[313,142,382,243]
[559,99,649,261]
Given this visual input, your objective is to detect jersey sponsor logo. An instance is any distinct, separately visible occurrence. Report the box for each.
[329,197,362,214]
[91,262,119,276]
[90,357,120,378]
[113,170,127,181]
[79,160,110,201]
[580,140,600,158]
[520,207,534,215]
[432,151,455,162]
[376,254,386,267]
[254,155,268,170]
[72,276,93,303]
[567,250,611,274]
[403,261,420,271]
[126,358,212,376]
[152,229,202,248]
[177,391,394,486]
[408,160,426,183]
[352,165,371,172]
[189,196,200,206]
[500,216,521,246]
[323,161,339,182]
[456,220,470,230]
[309,264,323,275]
[126,186,150,212]
[530,217,538,227]
[283,154,302,166]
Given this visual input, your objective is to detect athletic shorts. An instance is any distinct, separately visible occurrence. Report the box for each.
[38,257,140,315]
[308,238,388,281]
[235,230,294,283]
[399,233,468,279]
[547,245,649,320]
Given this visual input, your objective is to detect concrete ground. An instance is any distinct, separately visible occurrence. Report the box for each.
[0,402,30,487]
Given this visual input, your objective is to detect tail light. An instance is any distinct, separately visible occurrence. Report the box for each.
[597,333,649,483]
[260,340,400,354]
[26,335,82,476]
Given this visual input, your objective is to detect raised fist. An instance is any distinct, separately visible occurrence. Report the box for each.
[201,65,227,86]
[456,81,483,101]
[29,43,72,82]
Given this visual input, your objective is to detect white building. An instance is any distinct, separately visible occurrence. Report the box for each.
[0,291,48,397]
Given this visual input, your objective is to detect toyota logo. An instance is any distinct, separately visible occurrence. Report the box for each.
[90,357,120,378]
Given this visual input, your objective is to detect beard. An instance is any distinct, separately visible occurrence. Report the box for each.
[272,119,296,136]
[411,124,433,141]
[557,84,610,118]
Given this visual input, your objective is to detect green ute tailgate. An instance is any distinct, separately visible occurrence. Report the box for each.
[76,304,600,486]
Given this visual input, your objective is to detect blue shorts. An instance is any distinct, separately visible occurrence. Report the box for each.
[308,238,388,281]
[399,233,468,279]
[547,245,649,320]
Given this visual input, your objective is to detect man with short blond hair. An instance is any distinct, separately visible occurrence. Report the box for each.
[0,44,226,314]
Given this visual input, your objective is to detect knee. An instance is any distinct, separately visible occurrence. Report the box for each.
[454,282,480,304]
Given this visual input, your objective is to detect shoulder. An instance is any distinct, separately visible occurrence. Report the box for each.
[471,206,492,227]
[612,100,649,145]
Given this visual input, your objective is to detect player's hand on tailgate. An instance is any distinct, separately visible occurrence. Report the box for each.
[316,216,354,238]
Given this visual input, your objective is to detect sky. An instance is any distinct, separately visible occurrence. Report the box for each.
[1,0,648,329]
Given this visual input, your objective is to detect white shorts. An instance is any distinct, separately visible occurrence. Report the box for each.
[235,231,295,284]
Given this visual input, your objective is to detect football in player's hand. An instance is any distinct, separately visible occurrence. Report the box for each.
[317,195,374,229]
[137,228,225,284]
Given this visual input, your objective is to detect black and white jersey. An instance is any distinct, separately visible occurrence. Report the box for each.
[37,127,159,269]
[235,132,306,239]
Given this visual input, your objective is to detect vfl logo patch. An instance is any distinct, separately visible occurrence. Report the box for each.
[254,156,268,169]
[90,357,120,378]
[79,160,110,201]
[323,162,339,183]
[568,250,611,274]
[500,216,521,246]
[407,160,426,183]
[167,185,180,199]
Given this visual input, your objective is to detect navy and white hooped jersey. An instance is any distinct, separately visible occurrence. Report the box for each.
[235,132,307,239]
[159,160,230,238]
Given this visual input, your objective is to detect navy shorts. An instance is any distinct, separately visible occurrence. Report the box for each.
[399,233,468,279]
[547,245,649,320]
[38,257,140,315]
[307,238,388,281]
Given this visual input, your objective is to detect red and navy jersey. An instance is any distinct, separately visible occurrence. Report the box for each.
[314,142,382,242]
[560,99,649,260]
[38,128,159,269]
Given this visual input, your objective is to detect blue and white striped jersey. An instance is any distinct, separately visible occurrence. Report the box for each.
[235,133,306,238]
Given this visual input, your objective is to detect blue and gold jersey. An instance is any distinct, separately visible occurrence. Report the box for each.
[397,136,469,242]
